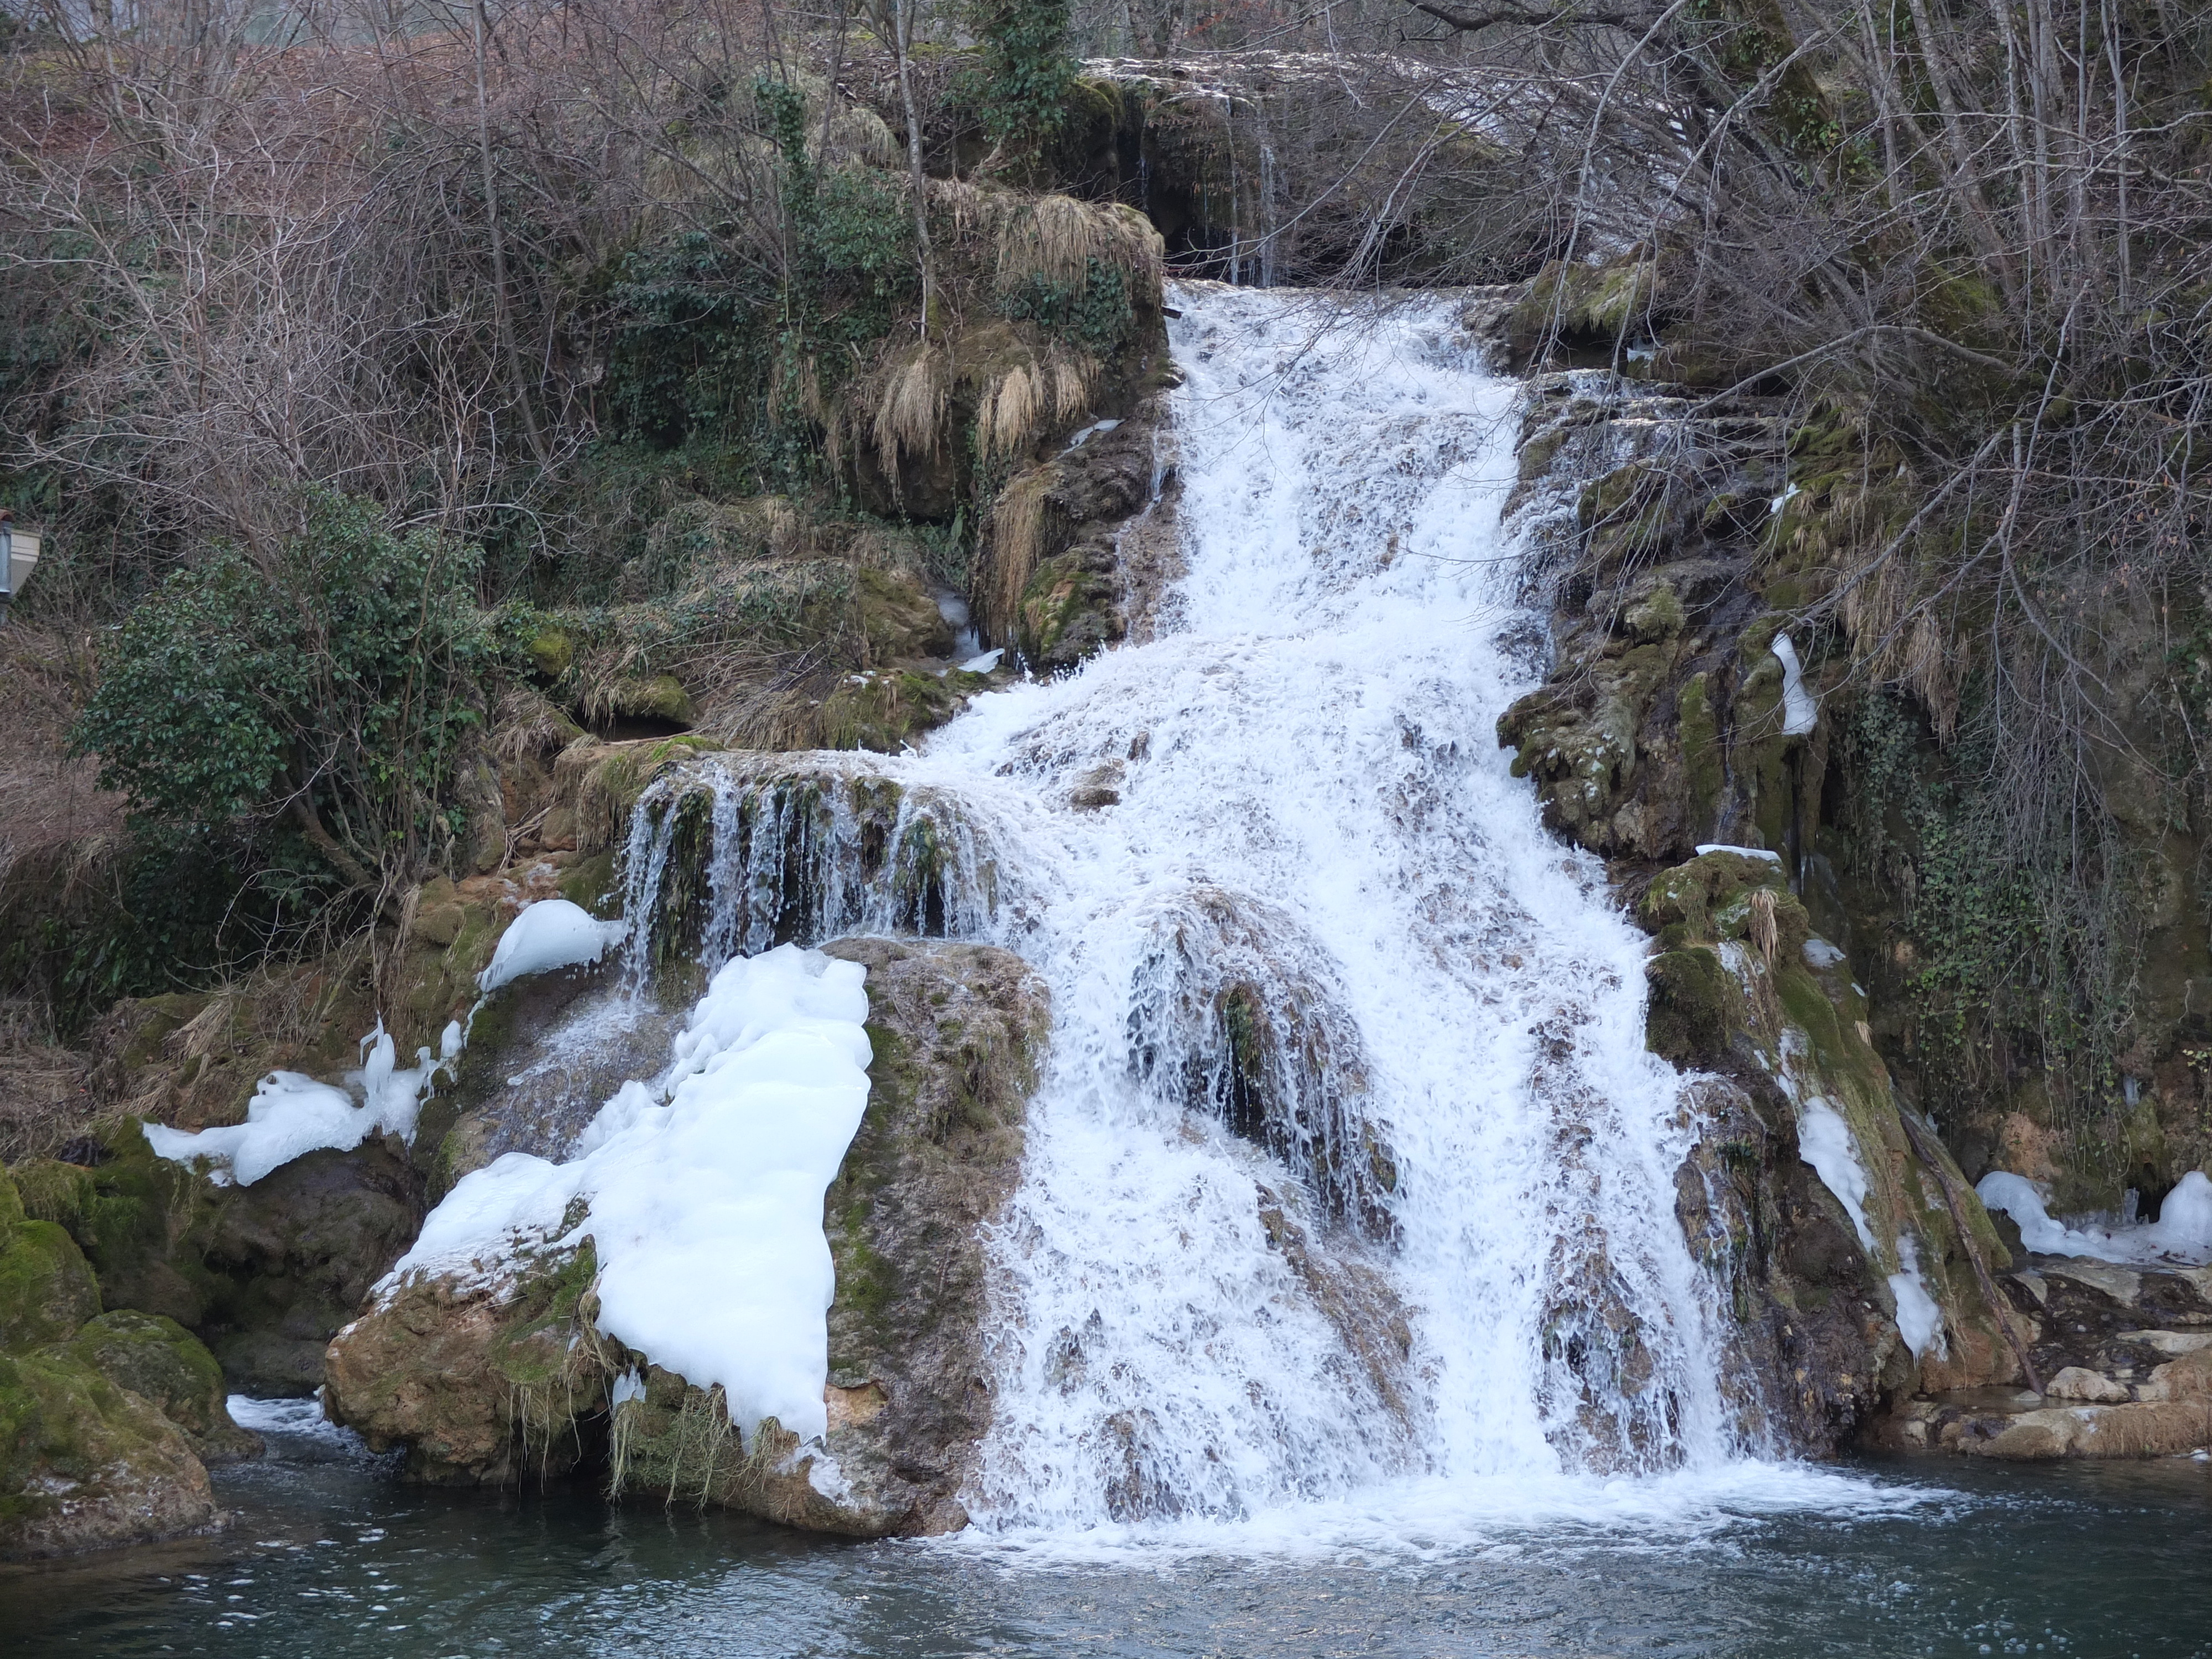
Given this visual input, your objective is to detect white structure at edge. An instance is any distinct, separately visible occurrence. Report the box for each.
[1772,633,1818,736]
[381,945,874,1446]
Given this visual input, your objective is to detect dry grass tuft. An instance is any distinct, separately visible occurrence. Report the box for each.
[983,467,1060,639]
[994,194,1164,310]
[493,686,579,764]
[871,345,950,472]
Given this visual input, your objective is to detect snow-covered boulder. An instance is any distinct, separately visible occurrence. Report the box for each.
[324,937,1048,1536]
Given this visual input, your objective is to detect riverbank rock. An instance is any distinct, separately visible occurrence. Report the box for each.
[0,1165,247,1558]
[325,936,1049,1536]
[1635,848,2022,1451]
[14,1124,425,1395]
[1877,1258,2212,1459]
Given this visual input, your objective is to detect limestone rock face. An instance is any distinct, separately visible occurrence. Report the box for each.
[323,936,1050,1537]
[1497,365,2063,1456]
[1640,851,2023,1452]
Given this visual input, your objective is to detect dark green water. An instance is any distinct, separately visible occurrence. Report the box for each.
[4,1401,2208,1658]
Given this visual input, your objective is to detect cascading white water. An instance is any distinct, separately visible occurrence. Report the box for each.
[898,285,1743,1531]
[608,284,1771,1537]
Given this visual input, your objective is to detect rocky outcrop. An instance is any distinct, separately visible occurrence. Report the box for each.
[15,1123,425,1395]
[1879,1258,2212,1459]
[980,397,1171,670]
[1645,852,2021,1449]
[0,1163,249,1559]
[1493,352,2212,1457]
[324,935,1049,1536]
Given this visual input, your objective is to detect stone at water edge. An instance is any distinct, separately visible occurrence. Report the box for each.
[322,937,1050,1538]
[0,1166,226,1558]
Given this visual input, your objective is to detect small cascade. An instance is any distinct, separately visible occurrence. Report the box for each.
[617,754,998,987]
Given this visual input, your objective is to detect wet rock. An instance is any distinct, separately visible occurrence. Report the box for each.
[430,966,679,1197]
[324,1245,607,1485]
[18,1123,425,1394]
[979,405,1165,665]
[324,936,1051,1538]
[0,1348,216,1559]
[1126,885,1397,1237]
[46,1310,261,1464]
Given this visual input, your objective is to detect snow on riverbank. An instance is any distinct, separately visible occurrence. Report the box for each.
[1978,1169,2212,1267]
[381,943,874,1443]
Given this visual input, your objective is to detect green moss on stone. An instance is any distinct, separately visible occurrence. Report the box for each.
[0,1219,101,1350]
[0,1348,208,1549]
[1646,947,1735,1062]
[1678,672,1724,838]
[46,1310,255,1460]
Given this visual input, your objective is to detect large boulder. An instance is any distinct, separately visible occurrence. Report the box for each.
[15,1120,426,1394]
[325,936,1051,1536]
[0,1349,215,1559]
[0,1166,231,1558]
[48,1311,260,1465]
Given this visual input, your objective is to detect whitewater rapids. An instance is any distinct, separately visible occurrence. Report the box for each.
[834,283,1805,1541]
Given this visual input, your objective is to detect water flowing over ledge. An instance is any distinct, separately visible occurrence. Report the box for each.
[873,284,1754,1531]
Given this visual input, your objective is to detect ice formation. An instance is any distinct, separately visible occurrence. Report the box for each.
[384,944,873,1443]
[142,1020,458,1187]
[1886,1237,1948,1360]
[477,898,629,995]
[148,899,620,1187]
[1794,1098,1876,1250]
[1771,634,1818,736]
[1977,1168,2212,1266]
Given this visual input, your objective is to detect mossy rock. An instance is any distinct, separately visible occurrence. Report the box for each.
[525,624,576,680]
[14,1128,225,1331]
[608,672,698,727]
[558,852,621,919]
[46,1310,259,1464]
[0,1215,101,1351]
[856,566,956,664]
[819,671,967,753]
[1678,672,1724,838]
[1638,848,1796,948]
[1507,259,1656,354]
[1016,549,1119,670]
[1646,946,1736,1063]
[0,1349,215,1558]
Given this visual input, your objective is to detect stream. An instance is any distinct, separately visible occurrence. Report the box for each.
[3,1399,2209,1657]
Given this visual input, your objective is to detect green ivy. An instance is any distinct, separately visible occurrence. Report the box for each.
[1842,688,2138,1178]
[961,0,1078,155]
[997,257,1134,354]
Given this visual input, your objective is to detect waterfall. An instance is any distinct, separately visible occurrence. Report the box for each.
[620,285,1749,1534]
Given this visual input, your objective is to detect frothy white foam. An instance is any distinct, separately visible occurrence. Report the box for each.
[857,286,1752,1529]
[478,898,630,995]
[384,943,873,1443]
